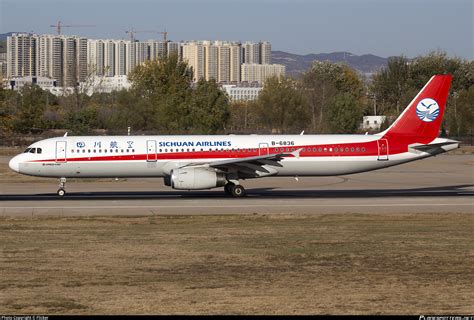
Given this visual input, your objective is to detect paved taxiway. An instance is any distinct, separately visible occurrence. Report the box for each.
[0,154,472,216]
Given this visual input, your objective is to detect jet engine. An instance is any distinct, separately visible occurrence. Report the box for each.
[167,167,226,190]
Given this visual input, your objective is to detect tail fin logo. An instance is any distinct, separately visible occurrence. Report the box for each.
[416,98,440,122]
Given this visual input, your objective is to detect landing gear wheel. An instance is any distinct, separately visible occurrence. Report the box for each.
[57,177,67,197]
[224,182,235,195]
[231,185,245,198]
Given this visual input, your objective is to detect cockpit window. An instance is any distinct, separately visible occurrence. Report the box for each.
[23,147,42,154]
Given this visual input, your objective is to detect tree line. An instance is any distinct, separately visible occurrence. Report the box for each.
[0,51,472,139]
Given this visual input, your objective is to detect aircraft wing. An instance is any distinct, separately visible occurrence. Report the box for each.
[188,148,302,178]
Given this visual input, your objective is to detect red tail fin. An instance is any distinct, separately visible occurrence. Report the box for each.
[380,74,452,145]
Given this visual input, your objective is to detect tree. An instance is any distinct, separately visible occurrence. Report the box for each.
[10,85,51,133]
[128,54,194,132]
[370,56,410,115]
[371,51,473,136]
[302,61,364,132]
[447,85,474,136]
[254,76,310,133]
[190,79,230,134]
[327,93,364,133]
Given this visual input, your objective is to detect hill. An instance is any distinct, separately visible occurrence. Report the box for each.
[272,51,388,77]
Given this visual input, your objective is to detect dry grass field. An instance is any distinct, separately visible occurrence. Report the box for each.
[1,213,473,314]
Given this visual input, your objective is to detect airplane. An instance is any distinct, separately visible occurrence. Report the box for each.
[8,74,458,197]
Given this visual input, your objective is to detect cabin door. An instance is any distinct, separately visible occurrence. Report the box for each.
[377,139,389,161]
[146,140,157,162]
[55,141,67,163]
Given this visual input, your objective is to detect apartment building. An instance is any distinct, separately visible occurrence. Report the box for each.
[7,33,273,86]
[182,41,206,81]
[182,40,242,82]
[241,63,285,84]
[7,33,37,78]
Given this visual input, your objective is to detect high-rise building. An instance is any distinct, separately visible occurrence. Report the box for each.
[7,33,38,78]
[114,40,128,76]
[9,33,87,87]
[38,35,62,82]
[61,36,87,86]
[182,40,242,83]
[7,34,272,86]
[135,41,149,67]
[182,41,205,81]
[242,41,260,64]
[229,44,241,82]
[242,41,272,65]
[260,41,271,64]
[217,45,230,83]
[88,39,105,76]
[149,40,167,60]
[241,63,285,84]
[126,41,137,74]
[204,41,218,81]
[167,42,181,59]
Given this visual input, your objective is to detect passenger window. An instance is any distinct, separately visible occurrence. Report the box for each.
[362,147,366,152]
[351,147,354,152]
[83,150,86,153]
[71,150,75,153]
[356,147,360,152]
[345,147,349,152]
[318,147,322,152]
[335,148,338,152]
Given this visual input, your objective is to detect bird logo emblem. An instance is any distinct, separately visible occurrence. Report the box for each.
[416,98,440,122]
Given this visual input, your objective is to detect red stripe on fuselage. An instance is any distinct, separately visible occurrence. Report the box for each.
[29,141,385,162]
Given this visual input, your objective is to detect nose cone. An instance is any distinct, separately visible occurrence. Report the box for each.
[9,156,20,173]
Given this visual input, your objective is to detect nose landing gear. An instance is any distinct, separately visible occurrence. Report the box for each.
[57,177,67,197]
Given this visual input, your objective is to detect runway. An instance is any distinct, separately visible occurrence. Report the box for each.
[0,153,473,215]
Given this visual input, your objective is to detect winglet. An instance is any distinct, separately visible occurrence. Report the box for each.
[64,132,68,137]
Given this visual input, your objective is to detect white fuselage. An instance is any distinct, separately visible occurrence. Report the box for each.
[8,134,458,179]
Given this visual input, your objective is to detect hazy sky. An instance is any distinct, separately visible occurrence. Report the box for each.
[1,0,472,59]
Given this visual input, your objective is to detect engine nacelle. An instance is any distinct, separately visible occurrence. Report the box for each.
[169,167,226,190]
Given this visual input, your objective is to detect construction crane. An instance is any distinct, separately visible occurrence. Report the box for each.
[125,28,168,42]
[50,21,95,35]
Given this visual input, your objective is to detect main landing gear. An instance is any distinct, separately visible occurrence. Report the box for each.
[57,177,67,197]
[224,182,246,197]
